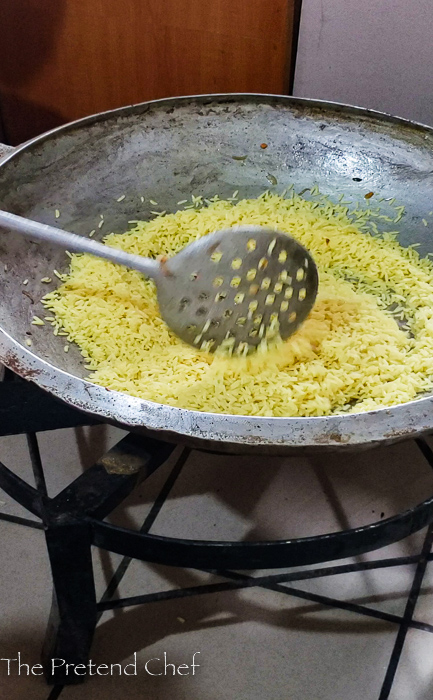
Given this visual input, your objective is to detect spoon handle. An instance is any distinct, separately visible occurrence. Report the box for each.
[0,209,160,279]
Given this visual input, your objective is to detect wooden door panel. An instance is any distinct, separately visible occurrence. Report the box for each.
[0,0,294,144]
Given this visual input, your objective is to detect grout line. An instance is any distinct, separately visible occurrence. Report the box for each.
[378,524,433,700]
[0,511,44,529]
[96,447,191,621]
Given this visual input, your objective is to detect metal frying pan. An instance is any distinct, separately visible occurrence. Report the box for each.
[1,94,433,453]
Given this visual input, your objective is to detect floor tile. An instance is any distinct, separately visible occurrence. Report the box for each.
[148,449,338,542]
[2,432,433,698]
[285,562,418,618]
[37,424,127,496]
[311,439,433,532]
[98,439,429,675]
[0,425,126,521]
[149,440,433,543]
[411,557,433,626]
[91,445,187,599]
[0,433,39,521]
[390,628,433,700]
[61,587,397,700]
[0,520,50,700]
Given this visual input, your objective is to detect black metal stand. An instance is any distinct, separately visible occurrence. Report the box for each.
[42,521,97,684]
[1,376,433,699]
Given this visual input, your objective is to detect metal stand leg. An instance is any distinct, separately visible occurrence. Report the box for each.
[36,433,176,684]
[42,520,96,685]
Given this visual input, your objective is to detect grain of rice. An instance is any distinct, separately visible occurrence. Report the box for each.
[42,191,433,418]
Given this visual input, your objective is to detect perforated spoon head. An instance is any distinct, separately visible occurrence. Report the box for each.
[0,212,317,355]
[155,226,318,354]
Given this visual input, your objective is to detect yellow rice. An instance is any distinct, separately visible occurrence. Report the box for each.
[42,192,433,417]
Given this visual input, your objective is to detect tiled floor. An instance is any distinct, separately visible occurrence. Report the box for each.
[1,426,433,699]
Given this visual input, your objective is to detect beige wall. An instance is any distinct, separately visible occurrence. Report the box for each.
[294,0,433,126]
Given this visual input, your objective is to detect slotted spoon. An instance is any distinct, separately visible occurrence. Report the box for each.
[0,211,318,353]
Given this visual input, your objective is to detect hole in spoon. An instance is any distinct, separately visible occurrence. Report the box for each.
[179,297,191,311]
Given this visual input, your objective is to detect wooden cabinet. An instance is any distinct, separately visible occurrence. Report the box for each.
[0,0,295,145]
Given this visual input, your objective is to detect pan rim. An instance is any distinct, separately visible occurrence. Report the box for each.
[1,92,433,449]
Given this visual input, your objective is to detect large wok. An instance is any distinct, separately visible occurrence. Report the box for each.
[1,94,433,454]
